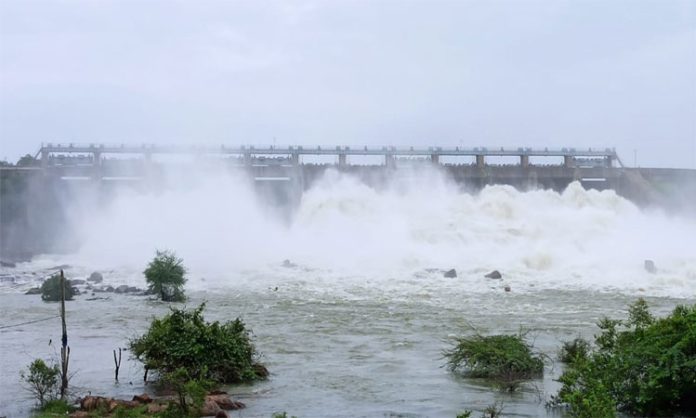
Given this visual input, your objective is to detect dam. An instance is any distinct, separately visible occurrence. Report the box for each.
[4,143,693,207]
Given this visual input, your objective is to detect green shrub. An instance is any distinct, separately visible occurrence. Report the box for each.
[553,299,696,417]
[129,303,268,384]
[558,337,590,364]
[20,359,60,407]
[161,367,212,415]
[444,333,543,388]
[40,274,74,302]
[455,411,472,418]
[144,250,187,302]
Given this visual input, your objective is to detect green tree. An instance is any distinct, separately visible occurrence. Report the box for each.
[40,274,75,302]
[444,333,543,391]
[552,299,696,417]
[16,154,38,167]
[20,359,60,407]
[129,303,268,384]
[144,250,187,302]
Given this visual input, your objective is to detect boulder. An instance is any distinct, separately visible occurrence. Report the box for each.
[88,272,103,283]
[216,412,229,418]
[207,394,246,410]
[443,269,457,278]
[71,279,86,285]
[485,270,502,279]
[80,396,111,411]
[0,261,16,268]
[200,399,222,416]
[282,259,297,268]
[25,287,41,295]
[253,363,269,378]
[504,285,511,292]
[644,260,657,274]
[108,399,139,411]
[114,285,130,294]
[132,393,153,404]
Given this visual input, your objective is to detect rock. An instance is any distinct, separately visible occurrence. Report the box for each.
[504,285,511,292]
[71,279,86,285]
[0,261,16,268]
[88,272,103,283]
[25,287,41,295]
[132,393,152,404]
[114,285,130,294]
[644,260,657,274]
[104,285,115,292]
[200,399,222,416]
[209,390,228,395]
[282,259,297,268]
[443,269,457,278]
[485,270,502,279]
[253,363,269,378]
[207,394,246,410]
[81,396,111,411]
[109,399,139,411]
[216,411,229,418]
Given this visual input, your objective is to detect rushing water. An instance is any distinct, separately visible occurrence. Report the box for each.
[1,168,695,417]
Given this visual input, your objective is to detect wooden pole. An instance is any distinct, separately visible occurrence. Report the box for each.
[59,270,69,399]
[113,348,122,381]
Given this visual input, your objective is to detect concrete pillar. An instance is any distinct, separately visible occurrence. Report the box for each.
[476,155,485,168]
[385,154,396,168]
[244,152,252,167]
[564,155,575,168]
[431,154,439,165]
[41,149,49,168]
[338,153,347,168]
[520,155,529,168]
[291,153,299,167]
[92,151,102,180]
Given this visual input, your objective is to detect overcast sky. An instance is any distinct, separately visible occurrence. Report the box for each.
[1,0,694,168]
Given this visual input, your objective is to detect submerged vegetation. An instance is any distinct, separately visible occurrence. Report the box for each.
[144,250,187,302]
[558,337,591,365]
[552,299,696,417]
[20,359,60,408]
[40,273,74,302]
[444,333,544,390]
[129,303,268,384]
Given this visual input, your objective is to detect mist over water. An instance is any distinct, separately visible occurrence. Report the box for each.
[38,167,696,299]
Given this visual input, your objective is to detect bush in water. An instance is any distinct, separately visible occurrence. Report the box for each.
[558,337,591,365]
[144,250,187,302]
[20,359,60,408]
[551,299,696,417]
[444,333,543,390]
[40,274,74,302]
[129,303,268,384]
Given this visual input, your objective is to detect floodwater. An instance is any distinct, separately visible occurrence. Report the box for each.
[1,169,695,417]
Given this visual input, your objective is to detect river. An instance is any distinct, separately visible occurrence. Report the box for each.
[1,169,695,417]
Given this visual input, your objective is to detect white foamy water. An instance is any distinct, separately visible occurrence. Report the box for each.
[12,167,696,299]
